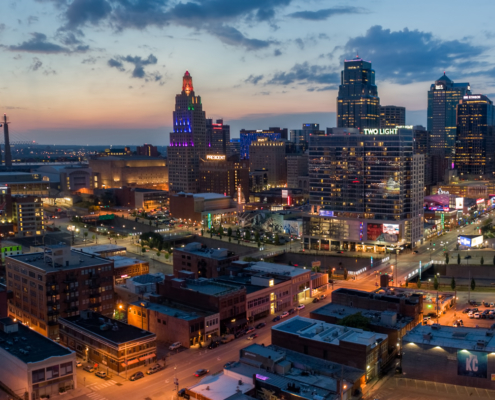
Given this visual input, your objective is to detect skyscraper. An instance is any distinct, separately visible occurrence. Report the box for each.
[427,73,470,156]
[455,94,495,178]
[206,119,230,155]
[239,127,287,159]
[380,105,405,128]
[337,56,380,130]
[168,71,207,193]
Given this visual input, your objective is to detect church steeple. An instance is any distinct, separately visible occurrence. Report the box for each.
[182,71,193,96]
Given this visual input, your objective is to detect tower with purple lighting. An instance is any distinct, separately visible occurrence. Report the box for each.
[168,71,207,193]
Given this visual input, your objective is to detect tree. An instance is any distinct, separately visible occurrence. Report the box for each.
[84,231,88,240]
[328,269,333,279]
[200,229,204,236]
[218,225,223,235]
[141,247,146,254]
[274,233,280,245]
[343,268,348,280]
[227,227,232,238]
[92,234,96,242]
[156,252,161,258]
[405,280,409,288]
[255,231,260,243]
[229,236,232,242]
[481,256,485,265]
[451,277,456,291]
[165,253,169,260]
[471,278,476,291]
[433,275,439,290]
[416,278,421,289]
[337,312,371,331]
[445,252,449,265]
[245,231,251,241]
[457,253,461,265]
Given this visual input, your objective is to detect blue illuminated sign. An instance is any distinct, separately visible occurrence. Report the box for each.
[459,236,471,247]
[319,210,334,217]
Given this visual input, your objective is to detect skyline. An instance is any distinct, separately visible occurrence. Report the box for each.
[1,0,495,145]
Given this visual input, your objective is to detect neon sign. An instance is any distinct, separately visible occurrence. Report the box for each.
[363,128,398,135]
[206,155,226,160]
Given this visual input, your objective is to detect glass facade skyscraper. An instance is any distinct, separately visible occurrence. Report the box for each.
[455,94,495,178]
[239,127,287,159]
[427,73,470,156]
[337,56,380,130]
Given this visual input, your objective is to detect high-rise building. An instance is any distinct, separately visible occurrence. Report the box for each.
[304,127,423,251]
[427,73,470,156]
[413,125,433,188]
[455,94,495,178]
[12,195,44,237]
[136,143,159,157]
[168,71,207,193]
[380,106,405,128]
[206,119,230,155]
[228,138,241,158]
[249,139,287,188]
[337,56,380,130]
[239,127,288,159]
[290,123,321,153]
[287,153,309,189]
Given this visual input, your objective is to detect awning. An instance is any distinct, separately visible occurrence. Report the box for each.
[139,353,156,362]
[121,358,140,367]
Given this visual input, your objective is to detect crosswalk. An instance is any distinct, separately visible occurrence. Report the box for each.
[86,392,107,400]
[87,380,117,391]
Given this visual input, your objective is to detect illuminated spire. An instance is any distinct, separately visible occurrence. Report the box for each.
[182,70,193,96]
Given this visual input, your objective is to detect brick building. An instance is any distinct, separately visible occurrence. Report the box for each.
[6,245,114,339]
[128,299,219,347]
[114,186,169,210]
[156,275,246,333]
[271,316,390,381]
[59,310,156,374]
[12,195,44,237]
[137,144,159,157]
[0,283,9,318]
[173,242,239,279]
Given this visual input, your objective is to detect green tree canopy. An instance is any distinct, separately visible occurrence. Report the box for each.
[451,277,456,291]
[433,275,439,290]
[337,312,371,331]
[471,278,476,291]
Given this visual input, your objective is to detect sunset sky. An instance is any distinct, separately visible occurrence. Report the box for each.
[1,0,495,145]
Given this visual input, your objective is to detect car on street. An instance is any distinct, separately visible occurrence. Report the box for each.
[474,312,481,319]
[320,294,326,300]
[463,308,470,313]
[169,342,182,351]
[147,364,163,375]
[76,361,83,368]
[208,341,221,349]
[95,371,107,379]
[468,311,474,318]
[413,250,419,254]
[337,251,344,254]
[247,333,258,340]
[256,322,266,329]
[245,327,256,334]
[272,315,281,322]
[224,361,236,368]
[178,389,187,398]
[130,371,144,381]
[281,311,290,318]
[235,330,246,338]
[194,369,209,377]
[464,255,472,259]
[297,304,305,310]
[491,303,495,307]
[288,308,296,315]
[312,298,320,303]
[83,366,95,373]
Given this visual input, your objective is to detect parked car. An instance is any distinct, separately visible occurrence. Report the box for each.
[468,311,474,318]
[413,250,419,254]
[194,369,209,377]
[312,298,320,303]
[224,361,236,368]
[130,371,144,381]
[247,333,258,340]
[464,255,472,259]
[76,361,83,368]
[462,308,471,313]
[95,371,107,379]
[280,311,290,318]
[169,342,182,351]
[83,366,95,373]
[207,341,219,349]
[256,322,266,329]
[272,316,281,322]
[235,330,246,338]
[245,327,256,334]
[288,308,296,315]
[147,364,163,375]
[178,389,187,398]
[297,304,305,310]
[221,334,235,344]
[320,294,326,300]
[474,312,481,319]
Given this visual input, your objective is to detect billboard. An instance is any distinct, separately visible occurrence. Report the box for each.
[459,235,483,248]
[383,224,399,235]
[319,210,334,217]
[456,198,464,209]
[459,236,471,247]
[457,350,487,379]
[367,224,383,240]
[282,190,288,199]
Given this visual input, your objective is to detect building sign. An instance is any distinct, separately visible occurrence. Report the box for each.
[437,188,449,195]
[311,261,321,268]
[363,128,398,135]
[396,125,413,129]
[282,190,288,198]
[456,198,464,209]
[319,210,334,217]
[459,236,471,247]
[383,224,399,242]
[359,222,363,241]
[367,224,383,241]
[477,198,485,204]
[206,154,226,160]
[435,85,444,90]
[463,95,481,100]
[457,350,487,379]
[441,213,445,230]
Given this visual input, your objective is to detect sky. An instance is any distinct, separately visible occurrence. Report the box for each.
[1,0,495,145]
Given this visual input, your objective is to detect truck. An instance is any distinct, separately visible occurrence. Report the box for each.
[220,334,235,344]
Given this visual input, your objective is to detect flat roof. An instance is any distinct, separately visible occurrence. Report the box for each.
[8,250,110,272]
[182,278,244,296]
[74,244,127,254]
[311,303,414,329]
[273,316,387,347]
[59,311,155,345]
[403,324,495,351]
[109,255,144,269]
[179,242,233,260]
[215,276,269,294]
[194,193,229,200]
[131,301,213,321]
[333,287,421,306]
[130,273,164,285]
[0,318,72,363]
[246,261,309,277]
[189,368,255,400]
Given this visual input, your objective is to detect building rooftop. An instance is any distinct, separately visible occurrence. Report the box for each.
[8,250,110,272]
[181,278,244,297]
[130,273,164,285]
[189,367,255,400]
[273,316,387,347]
[109,255,144,269]
[194,193,229,200]
[311,303,413,330]
[131,300,213,321]
[74,244,127,255]
[245,261,309,278]
[59,311,155,346]
[179,242,234,260]
[333,287,421,306]
[215,276,273,294]
[0,318,72,363]
[403,324,495,351]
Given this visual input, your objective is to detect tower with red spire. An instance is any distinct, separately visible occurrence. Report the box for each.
[168,71,207,193]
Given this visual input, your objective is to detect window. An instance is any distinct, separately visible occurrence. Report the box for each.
[32,369,45,383]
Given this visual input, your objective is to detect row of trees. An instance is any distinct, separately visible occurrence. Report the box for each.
[207,226,283,246]
[139,232,173,255]
[447,252,495,265]
[414,275,476,291]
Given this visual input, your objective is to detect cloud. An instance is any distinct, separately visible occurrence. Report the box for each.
[264,62,339,90]
[0,23,5,32]
[8,32,70,53]
[274,49,282,56]
[4,106,26,110]
[29,57,43,71]
[28,16,39,25]
[64,0,112,30]
[207,25,274,50]
[245,74,264,85]
[339,25,486,84]
[288,6,365,21]
[82,57,98,64]
[58,31,83,45]
[107,53,162,81]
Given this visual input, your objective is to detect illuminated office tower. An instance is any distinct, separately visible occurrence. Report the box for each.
[168,71,207,193]
[206,119,230,155]
[455,94,495,178]
[427,73,470,156]
[337,56,380,130]
[380,105,405,128]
